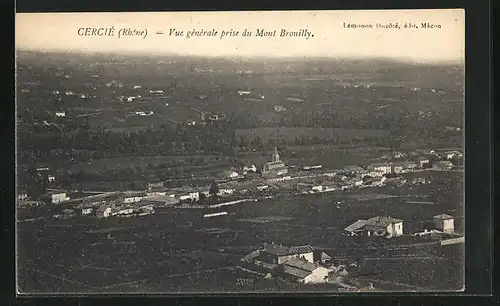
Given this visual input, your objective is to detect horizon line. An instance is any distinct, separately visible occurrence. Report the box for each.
[16,48,465,66]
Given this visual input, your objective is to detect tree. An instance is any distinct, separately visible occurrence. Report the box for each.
[209,182,219,197]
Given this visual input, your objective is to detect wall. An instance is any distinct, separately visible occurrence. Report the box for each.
[443,219,455,233]
[277,255,295,265]
[304,267,329,283]
[296,252,314,263]
[394,222,404,236]
[386,222,403,237]
[434,219,454,232]
[441,236,464,246]
[52,193,67,204]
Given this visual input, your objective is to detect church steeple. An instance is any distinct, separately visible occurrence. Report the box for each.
[273,147,280,162]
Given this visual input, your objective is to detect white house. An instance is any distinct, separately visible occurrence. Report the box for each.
[123,196,143,204]
[51,192,69,204]
[243,165,257,174]
[55,112,66,117]
[311,185,323,192]
[48,175,56,183]
[444,151,463,160]
[434,214,455,233]
[217,188,235,196]
[282,258,330,284]
[416,157,430,167]
[17,193,28,202]
[259,244,315,265]
[345,216,404,238]
[392,163,404,174]
[367,163,393,175]
[96,205,112,218]
[433,161,453,170]
[81,207,93,216]
[179,192,200,202]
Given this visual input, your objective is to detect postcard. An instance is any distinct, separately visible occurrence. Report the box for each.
[15,9,465,294]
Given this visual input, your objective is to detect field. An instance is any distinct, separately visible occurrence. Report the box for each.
[17,171,463,293]
[235,127,388,142]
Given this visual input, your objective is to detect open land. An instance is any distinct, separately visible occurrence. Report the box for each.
[16,51,464,293]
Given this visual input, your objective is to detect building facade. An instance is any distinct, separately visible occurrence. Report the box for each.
[262,148,288,178]
[434,214,455,233]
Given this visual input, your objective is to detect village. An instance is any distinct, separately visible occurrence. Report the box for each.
[16,145,464,289]
[17,147,463,221]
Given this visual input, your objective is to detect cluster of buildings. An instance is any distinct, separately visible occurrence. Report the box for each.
[239,213,459,285]
[53,192,155,220]
[240,243,333,284]
[344,214,456,238]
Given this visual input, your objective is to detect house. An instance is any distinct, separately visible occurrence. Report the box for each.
[112,207,134,216]
[137,205,155,216]
[81,207,93,216]
[55,111,66,117]
[344,220,368,236]
[345,216,404,238]
[314,250,332,264]
[296,182,314,192]
[17,193,28,202]
[444,151,463,160]
[122,192,146,204]
[351,176,364,187]
[282,258,330,284]
[311,185,323,192]
[51,192,69,204]
[179,192,200,202]
[243,165,257,174]
[367,163,392,175]
[402,161,418,172]
[392,163,404,174]
[434,214,455,233]
[257,185,269,191]
[303,165,323,170]
[217,188,235,197]
[123,196,143,204]
[96,205,112,218]
[147,181,164,190]
[416,156,430,167]
[61,209,75,219]
[433,160,453,170]
[343,165,364,173]
[259,244,315,265]
[220,169,241,181]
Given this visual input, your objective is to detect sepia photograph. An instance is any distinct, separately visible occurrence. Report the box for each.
[15,10,465,294]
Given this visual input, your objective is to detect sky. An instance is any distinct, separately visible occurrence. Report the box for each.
[16,10,464,63]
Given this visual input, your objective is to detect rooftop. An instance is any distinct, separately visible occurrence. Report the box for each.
[283,257,319,272]
[262,244,314,256]
[434,214,454,220]
[366,216,403,228]
[344,219,368,232]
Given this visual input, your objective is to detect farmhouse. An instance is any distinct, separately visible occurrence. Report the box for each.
[444,151,463,159]
[392,163,404,174]
[259,244,315,265]
[402,161,418,171]
[345,216,404,238]
[281,258,330,284]
[96,205,112,218]
[433,160,453,170]
[367,163,392,175]
[51,192,69,204]
[147,181,164,190]
[434,214,455,233]
[416,156,431,167]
